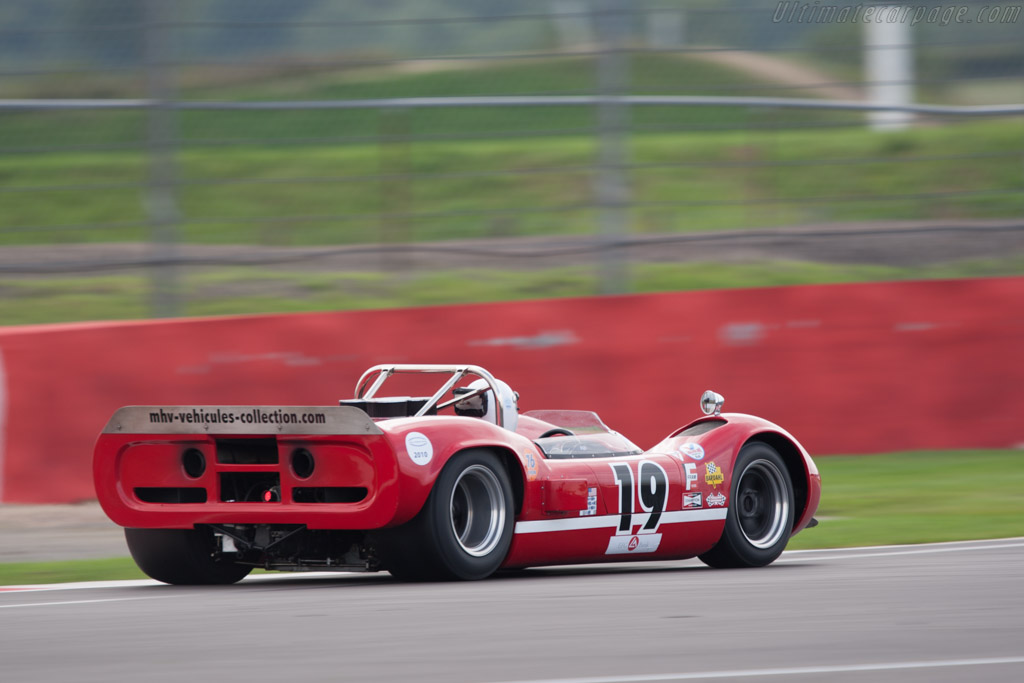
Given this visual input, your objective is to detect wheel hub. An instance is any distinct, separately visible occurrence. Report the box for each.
[736,459,790,550]
[449,464,506,557]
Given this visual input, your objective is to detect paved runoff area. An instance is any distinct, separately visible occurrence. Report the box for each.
[1,538,1022,683]
[0,503,127,562]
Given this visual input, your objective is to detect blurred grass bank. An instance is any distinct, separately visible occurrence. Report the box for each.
[787,450,1024,550]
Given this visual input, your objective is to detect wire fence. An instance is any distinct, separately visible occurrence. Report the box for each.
[1,0,1023,317]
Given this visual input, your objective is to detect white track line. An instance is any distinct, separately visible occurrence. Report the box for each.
[487,656,1024,683]
[784,536,1024,554]
[777,539,1024,563]
[0,596,176,610]
[0,579,160,593]
[0,571,352,594]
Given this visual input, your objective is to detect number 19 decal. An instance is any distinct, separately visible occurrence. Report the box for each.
[610,461,669,535]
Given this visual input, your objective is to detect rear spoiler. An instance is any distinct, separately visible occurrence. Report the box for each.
[102,406,382,436]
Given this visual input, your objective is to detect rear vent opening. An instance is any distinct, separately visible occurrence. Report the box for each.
[135,487,207,504]
[216,438,279,465]
[220,472,281,502]
[292,487,368,504]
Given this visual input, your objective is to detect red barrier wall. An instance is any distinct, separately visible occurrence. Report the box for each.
[1,277,1022,503]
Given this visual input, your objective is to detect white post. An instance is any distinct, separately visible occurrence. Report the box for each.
[864,7,914,131]
[646,8,684,48]
[551,0,593,48]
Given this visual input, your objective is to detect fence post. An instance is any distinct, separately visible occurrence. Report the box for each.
[592,0,632,295]
[144,0,181,317]
[377,107,413,274]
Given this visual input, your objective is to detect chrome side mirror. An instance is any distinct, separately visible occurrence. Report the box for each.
[700,390,725,417]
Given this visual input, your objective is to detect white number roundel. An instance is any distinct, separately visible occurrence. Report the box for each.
[405,432,434,466]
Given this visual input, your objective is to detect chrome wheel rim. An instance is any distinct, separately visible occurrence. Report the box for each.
[449,465,506,557]
[736,459,790,549]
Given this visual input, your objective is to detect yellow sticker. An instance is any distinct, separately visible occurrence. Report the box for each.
[705,462,724,488]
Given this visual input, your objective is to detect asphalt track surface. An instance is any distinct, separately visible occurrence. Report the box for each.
[1,538,1022,683]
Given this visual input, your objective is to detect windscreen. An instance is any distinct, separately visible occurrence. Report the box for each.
[525,410,643,459]
[522,410,609,434]
[535,432,643,459]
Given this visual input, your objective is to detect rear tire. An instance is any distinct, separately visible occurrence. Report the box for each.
[125,527,252,585]
[374,449,514,581]
[699,442,794,569]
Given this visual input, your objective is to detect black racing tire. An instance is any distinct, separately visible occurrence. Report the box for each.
[125,527,252,585]
[699,442,795,569]
[374,449,515,581]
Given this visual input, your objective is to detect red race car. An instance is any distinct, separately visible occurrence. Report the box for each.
[94,364,821,584]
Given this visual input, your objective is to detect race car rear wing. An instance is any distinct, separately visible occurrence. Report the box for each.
[102,405,382,436]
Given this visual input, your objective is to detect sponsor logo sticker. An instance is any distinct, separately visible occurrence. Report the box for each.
[705,462,724,488]
[678,442,705,460]
[405,432,433,466]
[525,450,539,481]
[606,533,662,555]
[683,492,703,509]
[706,491,726,507]
[684,462,698,491]
[580,487,598,517]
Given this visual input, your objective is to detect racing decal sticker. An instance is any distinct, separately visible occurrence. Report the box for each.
[404,432,433,466]
[606,533,662,555]
[515,456,729,537]
[682,492,703,509]
[684,462,698,491]
[610,461,668,535]
[707,492,726,507]
[525,450,539,481]
[677,442,705,460]
[580,487,598,517]
[705,462,724,488]
[104,405,382,436]
[610,463,634,532]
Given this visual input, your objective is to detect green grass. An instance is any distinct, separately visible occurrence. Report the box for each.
[0,558,146,586]
[788,450,1024,549]
[2,118,1021,246]
[1,449,1022,585]
[1,54,1021,247]
[4,118,1022,246]
[3,256,1023,326]
[0,559,273,586]
[0,54,829,149]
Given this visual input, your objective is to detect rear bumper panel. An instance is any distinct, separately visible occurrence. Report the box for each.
[94,429,400,530]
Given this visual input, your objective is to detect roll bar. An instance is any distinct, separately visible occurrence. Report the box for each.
[354,364,505,425]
